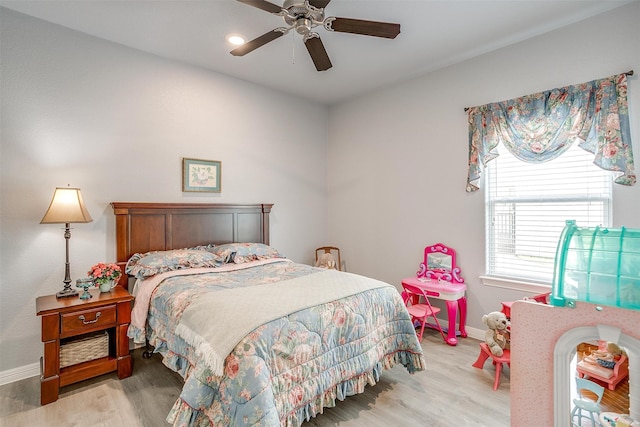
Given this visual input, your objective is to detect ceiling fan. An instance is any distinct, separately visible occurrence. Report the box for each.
[231,0,401,71]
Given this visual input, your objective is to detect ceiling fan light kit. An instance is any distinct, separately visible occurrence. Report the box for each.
[232,0,400,71]
[226,33,247,45]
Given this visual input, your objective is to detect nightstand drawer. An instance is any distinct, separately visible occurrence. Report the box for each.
[61,305,116,337]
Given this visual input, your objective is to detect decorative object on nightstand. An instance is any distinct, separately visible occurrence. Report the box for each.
[40,186,93,298]
[36,286,134,405]
[88,262,122,293]
[76,277,94,300]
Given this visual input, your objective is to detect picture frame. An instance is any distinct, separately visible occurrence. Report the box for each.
[182,158,221,193]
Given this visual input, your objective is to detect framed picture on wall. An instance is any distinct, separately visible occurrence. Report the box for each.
[182,158,221,193]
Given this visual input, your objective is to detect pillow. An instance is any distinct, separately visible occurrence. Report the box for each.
[125,243,215,273]
[189,243,217,251]
[207,243,284,264]
[597,358,616,369]
[125,249,224,279]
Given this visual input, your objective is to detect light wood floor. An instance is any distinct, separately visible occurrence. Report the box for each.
[1,332,511,426]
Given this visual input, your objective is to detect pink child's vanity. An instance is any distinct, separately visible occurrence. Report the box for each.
[401,243,467,345]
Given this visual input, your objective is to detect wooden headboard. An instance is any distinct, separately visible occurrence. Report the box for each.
[111,202,273,288]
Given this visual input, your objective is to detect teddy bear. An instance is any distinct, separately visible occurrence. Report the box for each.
[482,311,510,357]
[315,252,337,270]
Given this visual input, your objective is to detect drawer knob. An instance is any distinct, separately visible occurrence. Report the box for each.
[78,312,101,325]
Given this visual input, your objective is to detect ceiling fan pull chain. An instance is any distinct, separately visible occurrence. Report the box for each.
[291,30,296,64]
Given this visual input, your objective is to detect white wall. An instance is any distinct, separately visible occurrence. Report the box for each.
[327,2,640,332]
[0,9,329,373]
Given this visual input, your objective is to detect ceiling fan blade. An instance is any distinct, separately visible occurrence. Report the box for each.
[236,0,283,14]
[326,17,400,39]
[230,29,285,56]
[308,0,331,9]
[304,35,332,71]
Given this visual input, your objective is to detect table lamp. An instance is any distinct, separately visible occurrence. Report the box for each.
[40,186,93,298]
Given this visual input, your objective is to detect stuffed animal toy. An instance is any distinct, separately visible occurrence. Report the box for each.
[315,252,337,270]
[482,311,510,357]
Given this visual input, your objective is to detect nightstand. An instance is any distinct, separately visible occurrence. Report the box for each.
[36,286,134,405]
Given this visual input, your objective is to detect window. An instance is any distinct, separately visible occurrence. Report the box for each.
[485,143,612,285]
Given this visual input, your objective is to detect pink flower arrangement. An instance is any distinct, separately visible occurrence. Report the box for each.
[88,262,122,285]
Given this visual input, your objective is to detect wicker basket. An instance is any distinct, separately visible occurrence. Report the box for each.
[60,331,109,368]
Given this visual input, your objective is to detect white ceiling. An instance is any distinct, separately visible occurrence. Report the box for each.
[1,0,634,105]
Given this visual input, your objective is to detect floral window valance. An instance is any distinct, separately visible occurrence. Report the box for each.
[466,73,636,192]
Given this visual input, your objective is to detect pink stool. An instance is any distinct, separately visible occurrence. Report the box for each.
[472,342,511,390]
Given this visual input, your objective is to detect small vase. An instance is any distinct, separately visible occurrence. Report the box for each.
[99,280,115,293]
[76,277,94,300]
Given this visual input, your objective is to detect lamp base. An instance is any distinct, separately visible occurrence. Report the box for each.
[56,288,79,298]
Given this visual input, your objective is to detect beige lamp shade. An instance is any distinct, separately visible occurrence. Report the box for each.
[40,187,93,224]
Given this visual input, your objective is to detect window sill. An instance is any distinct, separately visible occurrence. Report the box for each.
[480,275,551,294]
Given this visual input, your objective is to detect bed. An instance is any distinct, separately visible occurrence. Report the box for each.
[112,202,425,426]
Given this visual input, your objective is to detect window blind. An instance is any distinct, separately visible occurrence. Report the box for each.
[485,143,612,284]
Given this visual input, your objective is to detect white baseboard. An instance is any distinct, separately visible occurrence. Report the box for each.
[0,362,39,386]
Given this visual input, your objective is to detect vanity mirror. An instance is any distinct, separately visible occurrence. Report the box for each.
[417,243,464,283]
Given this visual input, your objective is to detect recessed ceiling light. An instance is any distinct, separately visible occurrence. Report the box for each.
[226,34,246,46]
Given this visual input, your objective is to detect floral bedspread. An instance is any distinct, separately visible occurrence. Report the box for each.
[127,259,425,426]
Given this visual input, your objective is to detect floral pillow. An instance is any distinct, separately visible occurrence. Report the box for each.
[125,249,224,279]
[124,244,215,271]
[207,243,284,264]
